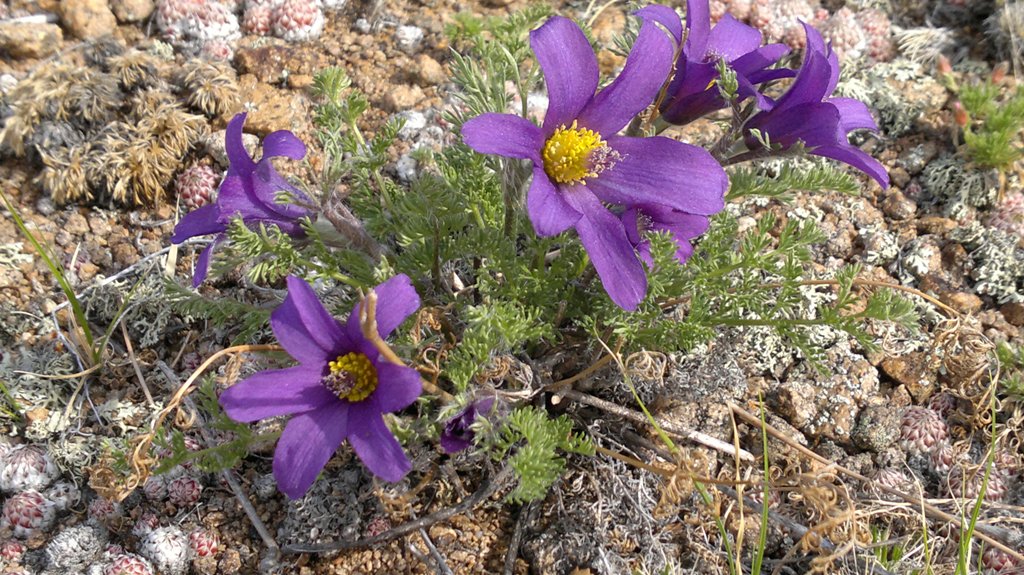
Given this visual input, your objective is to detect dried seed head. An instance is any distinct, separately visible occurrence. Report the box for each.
[106,50,163,91]
[183,60,240,117]
[36,145,95,205]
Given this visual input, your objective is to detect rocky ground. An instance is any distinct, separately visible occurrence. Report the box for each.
[0,0,1023,574]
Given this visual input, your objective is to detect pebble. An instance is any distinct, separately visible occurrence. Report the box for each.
[383,84,424,112]
[396,111,427,138]
[945,291,983,314]
[413,53,445,86]
[395,25,424,54]
[881,190,916,220]
[59,0,118,40]
[109,0,154,22]
[1001,302,1024,327]
[395,154,417,182]
[851,405,900,452]
[879,352,934,402]
[0,21,63,59]
[353,18,371,34]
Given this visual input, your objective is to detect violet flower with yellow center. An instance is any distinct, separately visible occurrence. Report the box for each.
[219,274,422,499]
[461,11,728,310]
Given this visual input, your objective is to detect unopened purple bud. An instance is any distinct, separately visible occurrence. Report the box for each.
[440,397,496,454]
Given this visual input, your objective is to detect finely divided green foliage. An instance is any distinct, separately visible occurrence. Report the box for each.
[726,162,860,202]
[960,79,1024,169]
[493,405,594,503]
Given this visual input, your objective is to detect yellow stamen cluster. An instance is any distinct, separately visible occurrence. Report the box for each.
[324,352,378,402]
[542,121,607,184]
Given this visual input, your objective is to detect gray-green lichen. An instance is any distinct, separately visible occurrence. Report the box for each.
[921,155,1000,218]
[952,221,1024,303]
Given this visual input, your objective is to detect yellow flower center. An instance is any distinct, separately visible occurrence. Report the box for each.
[541,121,617,184]
[323,352,378,402]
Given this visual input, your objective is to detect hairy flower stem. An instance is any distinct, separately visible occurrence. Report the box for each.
[359,289,454,402]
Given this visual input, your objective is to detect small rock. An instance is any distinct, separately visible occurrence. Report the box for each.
[236,74,309,136]
[0,21,63,59]
[395,153,417,182]
[396,110,427,138]
[412,53,445,86]
[880,352,934,402]
[383,84,424,112]
[916,215,957,235]
[59,0,118,40]
[395,25,423,54]
[881,190,916,220]
[1000,302,1024,327]
[111,242,139,267]
[945,291,983,314]
[353,18,371,33]
[889,166,910,189]
[851,404,900,452]
[65,212,89,235]
[109,0,153,22]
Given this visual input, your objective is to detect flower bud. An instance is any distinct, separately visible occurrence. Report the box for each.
[937,55,952,76]
[992,61,1008,84]
[953,101,969,128]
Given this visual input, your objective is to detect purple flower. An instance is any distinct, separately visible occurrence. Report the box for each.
[440,397,496,454]
[742,23,889,189]
[219,274,422,498]
[622,205,710,266]
[461,13,728,310]
[170,113,312,287]
[647,2,793,125]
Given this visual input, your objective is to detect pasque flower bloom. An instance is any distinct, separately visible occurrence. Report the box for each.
[170,113,312,287]
[650,1,794,125]
[461,12,728,310]
[742,22,889,189]
[219,275,422,498]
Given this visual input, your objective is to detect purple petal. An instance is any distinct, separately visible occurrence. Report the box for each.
[565,188,647,310]
[772,46,835,112]
[829,97,879,133]
[684,0,711,56]
[801,22,840,95]
[213,175,271,222]
[440,432,472,454]
[706,15,763,61]
[746,101,843,149]
[272,402,349,499]
[171,204,223,243]
[250,162,313,222]
[347,406,412,482]
[588,136,727,215]
[346,274,421,341]
[261,130,306,160]
[220,364,336,422]
[732,44,791,76]
[812,144,890,190]
[461,113,543,162]
[527,167,582,236]
[225,113,257,176]
[190,238,219,288]
[532,16,599,133]
[577,13,675,135]
[272,276,348,365]
[371,362,423,414]
[635,4,682,45]
[660,63,723,125]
